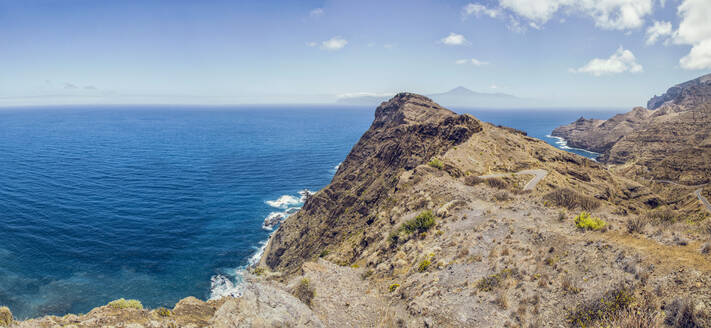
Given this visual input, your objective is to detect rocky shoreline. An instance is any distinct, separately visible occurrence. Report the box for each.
[5,90,711,327]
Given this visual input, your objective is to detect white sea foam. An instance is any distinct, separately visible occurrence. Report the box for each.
[209,273,243,300]
[265,195,301,209]
[210,180,328,300]
[545,135,600,159]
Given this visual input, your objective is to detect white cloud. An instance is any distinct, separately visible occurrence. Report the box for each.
[440,32,469,46]
[319,36,348,51]
[463,3,500,18]
[679,39,711,70]
[674,0,711,69]
[645,20,673,45]
[309,8,324,17]
[455,58,490,66]
[585,0,653,30]
[570,46,643,76]
[306,41,318,47]
[498,0,568,24]
[464,0,653,31]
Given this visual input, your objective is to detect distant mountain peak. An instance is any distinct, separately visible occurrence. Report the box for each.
[448,86,476,94]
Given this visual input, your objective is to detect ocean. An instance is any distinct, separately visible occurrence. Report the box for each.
[0,105,621,319]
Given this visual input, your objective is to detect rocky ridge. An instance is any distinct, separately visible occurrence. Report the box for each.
[6,93,711,327]
[552,73,711,185]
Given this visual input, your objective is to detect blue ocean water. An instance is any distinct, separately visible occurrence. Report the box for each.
[0,105,622,319]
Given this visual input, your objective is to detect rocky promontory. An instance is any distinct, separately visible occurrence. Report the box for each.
[6,92,711,327]
[553,73,711,185]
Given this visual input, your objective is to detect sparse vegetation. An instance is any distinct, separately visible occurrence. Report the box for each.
[664,297,703,328]
[561,276,580,294]
[493,191,511,201]
[484,177,509,189]
[575,211,607,231]
[294,278,315,306]
[0,306,12,326]
[108,298,143,310]
[403,210,436,233]
[319,249,330,258]
[566,285,635,327]
[464,175,484,186]
[417,259,431,272]
[627,216,646,234]
[390,210,437,244]
[648,207,678,225]
[156,307,172,317]
[476,268,519,292]
[544,188,600,211]
[428,158,444,169]
[389,283,400,292]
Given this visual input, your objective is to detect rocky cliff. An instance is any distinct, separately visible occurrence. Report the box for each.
[7,93,711,327]
[552,74,711,185]
[260,93,482,275]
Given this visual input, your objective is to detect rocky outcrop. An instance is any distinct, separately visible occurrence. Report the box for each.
[647,73,711,109]
[551,107,651,153]
[553,74,711,185]
[11,92,711,327]
[260,93,482,275]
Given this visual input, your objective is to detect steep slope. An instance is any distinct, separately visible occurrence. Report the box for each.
[10,93,711,327]
[551,107,652,153]
[647,73,711,109]
[261,93,483,275]
[553,74,711,185]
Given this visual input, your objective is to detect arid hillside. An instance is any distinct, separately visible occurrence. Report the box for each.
[7,93,711,327]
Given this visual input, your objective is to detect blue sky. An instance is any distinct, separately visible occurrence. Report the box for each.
[1,0,710,108]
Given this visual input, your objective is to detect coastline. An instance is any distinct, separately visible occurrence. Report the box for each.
[545,134,600,160]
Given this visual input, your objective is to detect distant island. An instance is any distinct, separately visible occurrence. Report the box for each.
[337,86,536,108]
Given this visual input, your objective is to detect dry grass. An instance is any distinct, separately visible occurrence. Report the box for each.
[464,175,484,186]
[484,177,509,190]
[494,191,512,201]
[293,278,316,306]
[544,188,600,211]
[626,217,646,234]
[664,298,704,328]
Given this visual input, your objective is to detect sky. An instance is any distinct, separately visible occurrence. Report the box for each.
[1,0,710,108]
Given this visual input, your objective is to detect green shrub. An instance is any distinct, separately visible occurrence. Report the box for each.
[428,158,444,169]
[402,210,436,233]
[156,307,172,317]
[294,278,315,306]
[108,298,143,310]
[417,259,431,272]
[575,211,607,231]
[389,283,400,292]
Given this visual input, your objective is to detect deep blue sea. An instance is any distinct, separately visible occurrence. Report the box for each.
[0,105,621,319]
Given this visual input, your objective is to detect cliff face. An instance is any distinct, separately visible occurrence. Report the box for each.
[550,107,651,153]
[553,74,711,184]
[260,93,482,274]
[11,93,711,327]
[647,73,711,110]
